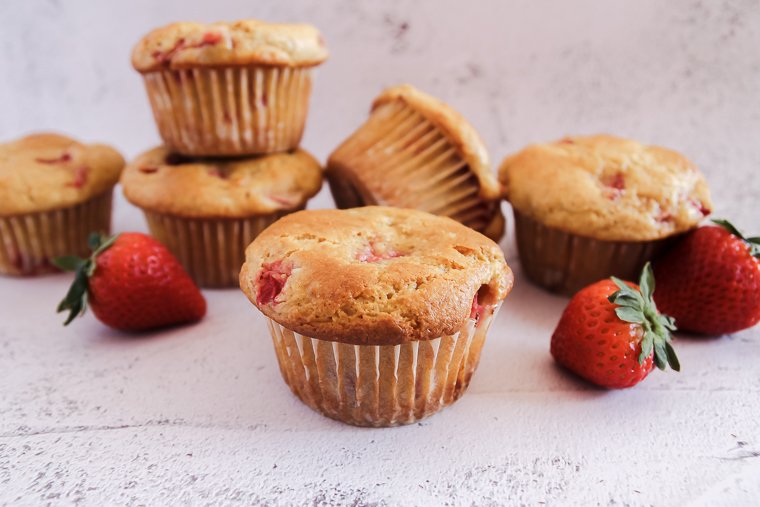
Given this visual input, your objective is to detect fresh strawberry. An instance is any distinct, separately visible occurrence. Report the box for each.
[653,219,760,335]
[551,264,680,389]
[55,233,206,331]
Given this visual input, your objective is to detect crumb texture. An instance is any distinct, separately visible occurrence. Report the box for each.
[121,147,322,218]
[0,133,124,216]
[240,206,513,344]
[498,134,713,241]
[132,19,328,72]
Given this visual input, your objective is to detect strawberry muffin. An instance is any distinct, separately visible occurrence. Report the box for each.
[132,19,328,156]
[239,206,513,426]
[498,134,712,294]
[0,133,124,276]
[326,84,504,241]
[121,147,322,287]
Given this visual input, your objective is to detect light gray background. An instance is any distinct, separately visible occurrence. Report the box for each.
[1,1,759,505]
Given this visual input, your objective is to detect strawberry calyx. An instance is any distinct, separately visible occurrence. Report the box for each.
[53,232,119,325]
[712,219,760,258]
[608,262,680,372]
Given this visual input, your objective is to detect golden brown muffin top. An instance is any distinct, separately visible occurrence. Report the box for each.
[371,84,501,200]
[498,134,713,241]
[240,206,513,345]
[121,147,323,219]
[131,19,328,72]
[0,133,124,217]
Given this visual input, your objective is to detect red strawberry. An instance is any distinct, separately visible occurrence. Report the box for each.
[653,219,760,335]
[551,264,680,388]
[55,233,206,331]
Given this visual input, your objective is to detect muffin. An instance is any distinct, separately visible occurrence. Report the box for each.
[0,133,124,276]
[326,84,504,241]
[131,19,328,156]
[239,206,513,427]
[121,147,323,287]
[498,134,712,294]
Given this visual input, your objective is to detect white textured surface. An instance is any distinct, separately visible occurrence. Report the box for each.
[1,0,759,505]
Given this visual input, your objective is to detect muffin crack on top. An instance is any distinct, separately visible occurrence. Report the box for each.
[240,207,513,345]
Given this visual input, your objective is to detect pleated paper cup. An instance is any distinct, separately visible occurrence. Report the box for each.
[0,191,113,276]
[267,303,501,427]
[513,210,681,295]
[141,66,312,156]
[327,100,503,241]
[143,209,298,288]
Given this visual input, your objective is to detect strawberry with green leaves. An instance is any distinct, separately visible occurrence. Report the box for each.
[653,219,760,335]
[551,263,680,389]
[56,232,206,331]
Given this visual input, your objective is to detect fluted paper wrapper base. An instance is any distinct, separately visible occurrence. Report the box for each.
[0,191,113,276]
[267,304,500,427]
[327,101,503,241]
[142,66,312,156]
[514,210,680,295]
[144,210,296,288]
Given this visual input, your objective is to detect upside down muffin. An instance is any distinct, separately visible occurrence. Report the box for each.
[239,206,513,426]
[0,133,124,276]
[132,19,328,156]
[122,147,322,287]
[326,84,504,241]
[498,134,712,294]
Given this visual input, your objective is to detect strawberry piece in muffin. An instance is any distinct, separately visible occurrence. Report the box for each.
[256,260,292,305]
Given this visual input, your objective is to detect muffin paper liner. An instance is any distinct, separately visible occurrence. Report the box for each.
[266,303,501,427]
[142,66,312,156]
[144,209,298,288]
[513,209,680,295]
[327,100,503,241]
[0,191,113,276]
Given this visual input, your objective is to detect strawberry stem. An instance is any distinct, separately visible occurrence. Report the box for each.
[54,232,119,326]
[608,263,680,372]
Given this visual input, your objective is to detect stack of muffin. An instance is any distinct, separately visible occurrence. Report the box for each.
[121,20,329,287]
